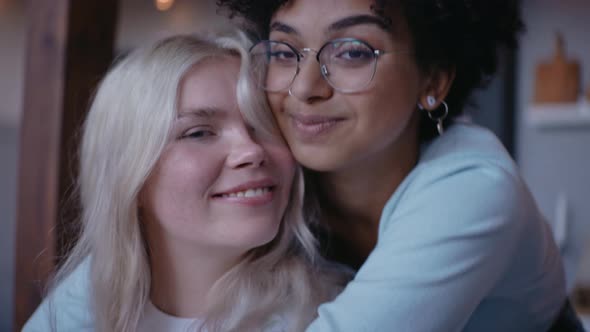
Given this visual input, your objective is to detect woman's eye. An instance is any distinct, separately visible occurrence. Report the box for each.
[269,50,297,63]
[337,49,373,61]
[183,129,215,139]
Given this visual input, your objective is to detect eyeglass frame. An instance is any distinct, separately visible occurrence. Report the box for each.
[249,38,394,94]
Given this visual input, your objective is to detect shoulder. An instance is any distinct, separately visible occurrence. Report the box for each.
[380,123,535,239]
[420,122,519,176]
[411,122,524,202]
[22,258,93,332]
[262,314,289,332]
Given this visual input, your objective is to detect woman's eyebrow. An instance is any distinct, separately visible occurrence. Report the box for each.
[177,107,222,119]
[270,21,299,35]
[270,14,391,37]
[327,14,392,32]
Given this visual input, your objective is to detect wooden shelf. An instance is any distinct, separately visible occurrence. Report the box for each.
[526,100,590,129]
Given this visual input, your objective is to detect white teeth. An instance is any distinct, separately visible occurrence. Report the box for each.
[221,187,270,198]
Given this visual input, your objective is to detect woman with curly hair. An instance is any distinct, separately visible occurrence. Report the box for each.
[212,1,574,331]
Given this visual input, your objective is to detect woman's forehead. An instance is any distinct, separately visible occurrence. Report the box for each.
[270,0,407,37]
[269,0,410,46]
[270,13,391,36]
[177,59,240,112]
[271,0,376,25]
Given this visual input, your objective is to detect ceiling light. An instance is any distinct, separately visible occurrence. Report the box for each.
[155,0,174,11]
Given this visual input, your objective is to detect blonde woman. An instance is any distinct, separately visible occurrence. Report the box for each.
[23,31,348,332]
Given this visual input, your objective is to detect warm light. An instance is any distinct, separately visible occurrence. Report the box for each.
[155,0,174,11]
[0,0,9,12]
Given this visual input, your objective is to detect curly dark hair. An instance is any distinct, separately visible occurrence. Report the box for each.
[217,0,524,140]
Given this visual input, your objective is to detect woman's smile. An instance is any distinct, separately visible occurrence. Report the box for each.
[211,179,277,206]
[287,112,347,141]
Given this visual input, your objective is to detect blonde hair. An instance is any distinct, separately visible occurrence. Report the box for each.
[49,30,348,332]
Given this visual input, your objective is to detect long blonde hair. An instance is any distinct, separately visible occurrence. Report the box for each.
[49,30,348,332]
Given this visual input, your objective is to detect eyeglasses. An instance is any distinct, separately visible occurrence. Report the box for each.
[249,38,392,94]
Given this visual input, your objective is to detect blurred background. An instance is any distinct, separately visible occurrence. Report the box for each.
[1,0,589,331]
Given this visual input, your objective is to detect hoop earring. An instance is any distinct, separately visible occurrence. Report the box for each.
[426,101,449,136]
[288,87,294,97]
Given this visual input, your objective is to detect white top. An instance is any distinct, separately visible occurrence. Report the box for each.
[137,301,203,332]
[137,303,288,332]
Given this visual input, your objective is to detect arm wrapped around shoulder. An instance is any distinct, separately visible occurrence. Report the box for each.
[306,155,565,332]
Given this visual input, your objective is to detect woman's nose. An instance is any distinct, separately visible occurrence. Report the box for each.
[226,129,267,169]
[288,53,333,102]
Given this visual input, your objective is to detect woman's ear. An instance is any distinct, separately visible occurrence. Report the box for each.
[418,67,456,111]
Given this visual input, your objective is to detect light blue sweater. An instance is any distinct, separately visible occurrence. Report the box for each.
[24,123,565,332]
[23,258,93,332]
[306,123,565,332]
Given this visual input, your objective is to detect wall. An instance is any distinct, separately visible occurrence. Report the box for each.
[0,1,25,128]
[517,0,590,291]
[0,1,25,331]
[116,0,230,52]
